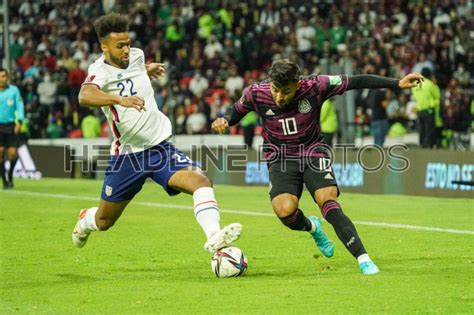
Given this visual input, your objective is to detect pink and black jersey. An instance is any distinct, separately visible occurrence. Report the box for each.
[231,75,349,160]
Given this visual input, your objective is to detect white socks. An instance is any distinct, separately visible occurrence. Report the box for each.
[309,219,316,233]
[77,188,222,238]
[193,187,220,239]
[357,253,371,264]
[78,207,99,232]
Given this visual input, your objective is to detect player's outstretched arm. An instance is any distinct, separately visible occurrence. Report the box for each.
[79,84,145,111]
[347,73,424,90]
[398,73,424,89]
[211,99,249,134]
[145,63,165,80]
[212,87,254,134]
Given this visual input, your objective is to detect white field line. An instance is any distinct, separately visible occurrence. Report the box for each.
[3,190,474,236]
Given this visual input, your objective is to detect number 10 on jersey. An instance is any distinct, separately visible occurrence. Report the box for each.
[278,117,298,135]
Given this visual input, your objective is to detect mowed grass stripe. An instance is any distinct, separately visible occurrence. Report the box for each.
[3,189,474,235]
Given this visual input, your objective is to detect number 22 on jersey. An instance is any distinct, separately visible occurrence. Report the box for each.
[117,79,137,97]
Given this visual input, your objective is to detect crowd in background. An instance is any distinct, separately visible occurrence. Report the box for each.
[3,0,473,149]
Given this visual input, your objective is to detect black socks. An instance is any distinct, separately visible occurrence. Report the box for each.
[279,208,313,232]
[8,159,17,184]
[322,200,367,258]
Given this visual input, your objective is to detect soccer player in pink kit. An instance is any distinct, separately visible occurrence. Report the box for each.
[212,59,423,275]
[72,13,242,254]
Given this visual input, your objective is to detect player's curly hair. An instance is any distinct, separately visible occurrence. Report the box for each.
[268,59,301,87]
[94,13,129,41]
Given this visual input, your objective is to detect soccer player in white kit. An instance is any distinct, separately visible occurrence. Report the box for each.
[72,13,242,254]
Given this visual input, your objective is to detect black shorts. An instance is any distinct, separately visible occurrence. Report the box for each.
[268,156,339,201]
[0,123,20,148]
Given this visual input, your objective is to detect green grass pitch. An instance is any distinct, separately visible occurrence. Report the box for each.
[1,178,473,313]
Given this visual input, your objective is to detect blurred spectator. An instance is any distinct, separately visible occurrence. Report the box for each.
[452,63,471,88]
[37,72,57,110]
[46,116,64,138]
[320,99,338,147]
[17,50,34,72]
[81,109,101,138]
[295,18,315,60]
[412,52,434,74]
[260,2,280,28]
[174,105,187,135]
[411,68,441,148]
[165,21,184,50]
[67,59,87,109]
[153,84,166,110]
[442,79,471,151]
[186,105,207,134]
[329,18,346,52]
[197,9,215,40]
[436,49,454,88]
[224,67,244,99]
[3,0,471,150]
[24,58,42,80]
[385,90,400,120]
[204,35,223,60]
[189,70,209,98]
[9,33,23,61]
[58,47,75,71]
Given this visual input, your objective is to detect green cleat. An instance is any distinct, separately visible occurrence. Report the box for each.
[308,216,334,258]
[359,261,380,275]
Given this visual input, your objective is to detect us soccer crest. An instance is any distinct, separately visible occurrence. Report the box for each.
[105,185,113,196]
[298,99,311,113]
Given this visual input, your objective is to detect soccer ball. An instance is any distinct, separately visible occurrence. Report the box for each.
[211,246,248,278]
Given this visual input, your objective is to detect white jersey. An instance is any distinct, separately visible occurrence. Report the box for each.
[82,48,172,155]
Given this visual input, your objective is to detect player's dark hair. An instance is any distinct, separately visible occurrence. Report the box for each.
[94,13,129,41]
[0,67,9,77]
[421,67,432,79]
[268,59,301,87]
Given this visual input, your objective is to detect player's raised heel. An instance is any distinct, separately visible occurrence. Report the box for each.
[72,209,91,248]
[359,261,380,275]
[308,216,334,258]
[204,223,242,253]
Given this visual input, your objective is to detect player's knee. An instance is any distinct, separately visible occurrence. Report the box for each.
[272,198,298,217]
[193,172,212,189]
[315,188,338,208]
[96,218,116,231]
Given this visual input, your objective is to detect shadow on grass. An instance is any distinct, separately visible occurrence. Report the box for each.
[56,273,101,281]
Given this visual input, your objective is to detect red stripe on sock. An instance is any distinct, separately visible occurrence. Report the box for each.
[79,208,89,219]
[194,200,217,209]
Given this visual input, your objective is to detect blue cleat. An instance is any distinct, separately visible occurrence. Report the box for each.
[308,216,334,258]
[359,261,380,275]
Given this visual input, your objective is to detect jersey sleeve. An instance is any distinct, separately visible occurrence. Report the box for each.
[14,86,25,121]
[314,74,349,100]
[234,86,256,115]
[224,86,255,125]
[82,64,108,89]
[134,48,146,67]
